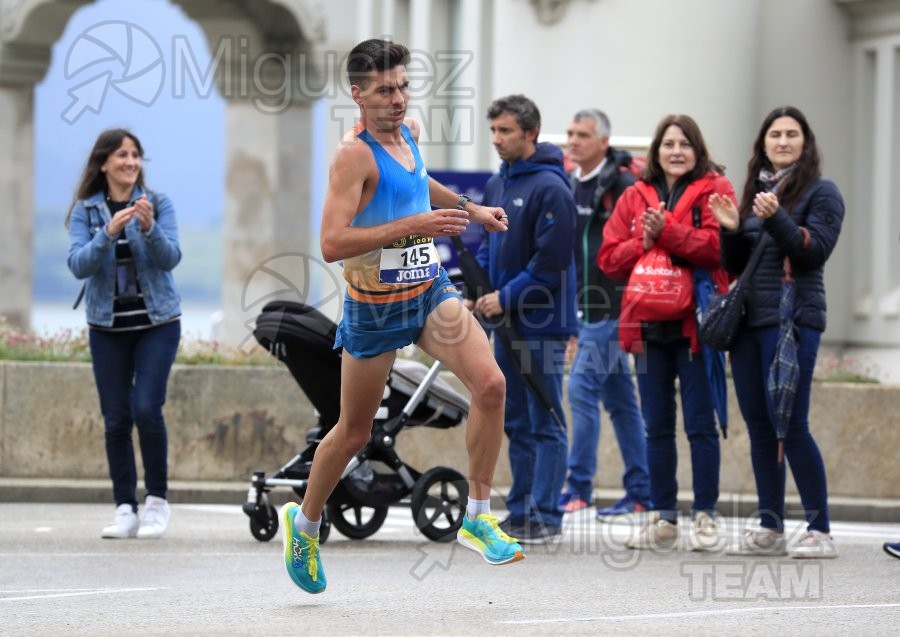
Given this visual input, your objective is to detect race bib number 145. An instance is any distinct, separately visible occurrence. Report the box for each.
[379,235,439,284]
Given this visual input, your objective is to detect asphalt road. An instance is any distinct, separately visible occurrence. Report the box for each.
[1,503,899,636]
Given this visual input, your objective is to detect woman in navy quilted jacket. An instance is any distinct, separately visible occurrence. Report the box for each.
[710,106,844,559]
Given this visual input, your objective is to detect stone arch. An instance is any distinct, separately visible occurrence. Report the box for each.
[0,0,326,345]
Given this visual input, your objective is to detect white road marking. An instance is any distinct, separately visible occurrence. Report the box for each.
[500,602,900,625]
[0,587,165,602]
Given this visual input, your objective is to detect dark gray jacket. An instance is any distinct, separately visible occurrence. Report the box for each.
[720,178,844,331]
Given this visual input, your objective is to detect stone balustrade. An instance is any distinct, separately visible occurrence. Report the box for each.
[1,361,897,501]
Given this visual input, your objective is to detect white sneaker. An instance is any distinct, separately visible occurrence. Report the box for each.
[101,504,139,539]
[627,513,679,550]
[689,511,721,552]
[727,527,787,556]
[137,495,171,539]
[789,530,838,559]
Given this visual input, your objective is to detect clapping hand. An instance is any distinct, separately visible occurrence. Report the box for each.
[106,204,136,236]
[752,192,779,220]
[133,195,154,233]
[709,193,739,230]
[641,202,665,250]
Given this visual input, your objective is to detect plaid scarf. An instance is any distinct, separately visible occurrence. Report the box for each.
[758,165,796,194]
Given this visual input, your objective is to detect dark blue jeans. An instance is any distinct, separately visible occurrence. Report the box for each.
[730,325,829,533]
[89,321,180,508]
[634,340,720,522]
[497,335,568,528]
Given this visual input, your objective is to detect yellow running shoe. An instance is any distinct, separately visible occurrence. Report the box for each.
[280,502,326,593]
[457,513,525,565]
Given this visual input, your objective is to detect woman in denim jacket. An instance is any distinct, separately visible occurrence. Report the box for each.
[67,129,181,539]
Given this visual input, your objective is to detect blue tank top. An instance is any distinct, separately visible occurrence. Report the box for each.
[342,124,438,297]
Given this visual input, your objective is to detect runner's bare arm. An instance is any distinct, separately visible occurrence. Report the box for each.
[406,119,507,233]
[428,178,508,233]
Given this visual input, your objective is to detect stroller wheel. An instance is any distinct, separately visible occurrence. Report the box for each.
[410,467,468,542]
[249,504,279,542]
[325,501,389,540]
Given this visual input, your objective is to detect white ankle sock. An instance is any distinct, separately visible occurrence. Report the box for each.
[295,506,321,538]
[466,498,490,521]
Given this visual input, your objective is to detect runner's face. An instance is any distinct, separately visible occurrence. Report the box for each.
[490,113,535,163]
[101,137,141,197]
[355,66,410,131]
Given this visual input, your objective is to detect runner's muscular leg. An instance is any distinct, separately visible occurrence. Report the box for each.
[300,350,395,521]
[416,299,505,501]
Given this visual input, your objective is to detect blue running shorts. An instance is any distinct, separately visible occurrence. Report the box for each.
[335,268,462,359]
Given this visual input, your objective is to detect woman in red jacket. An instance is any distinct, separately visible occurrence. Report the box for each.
[598,114,734,551]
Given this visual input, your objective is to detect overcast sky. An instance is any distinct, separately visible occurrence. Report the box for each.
[35,0,225,225]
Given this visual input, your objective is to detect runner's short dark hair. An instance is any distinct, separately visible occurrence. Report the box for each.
[347,39,411,88]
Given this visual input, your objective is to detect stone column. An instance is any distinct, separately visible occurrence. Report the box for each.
[381,0,397,38]
[869,42,897,316]
[0,0,90,330]
[219,98,322,349]
[356,0,374,40]
[0,84,34,329]
[452,0,485,169]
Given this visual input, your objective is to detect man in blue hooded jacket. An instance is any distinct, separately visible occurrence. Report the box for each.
[473,94,578,543]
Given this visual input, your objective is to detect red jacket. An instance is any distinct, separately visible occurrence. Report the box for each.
[597,172,735,353]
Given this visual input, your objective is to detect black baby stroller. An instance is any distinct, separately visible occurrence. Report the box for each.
[242,300,471,543]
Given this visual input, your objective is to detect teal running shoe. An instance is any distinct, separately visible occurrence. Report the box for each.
[456,513,525,565]
[280,502,326,593]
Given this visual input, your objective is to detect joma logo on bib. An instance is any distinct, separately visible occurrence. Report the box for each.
[393,267,433,282]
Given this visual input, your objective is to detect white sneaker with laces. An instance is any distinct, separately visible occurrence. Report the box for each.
[789,530,837,559]
[689,511,721,552]
[726,527,787,556]
[137,495,171,539]
[626,512,679,550]
[101,504,139,539]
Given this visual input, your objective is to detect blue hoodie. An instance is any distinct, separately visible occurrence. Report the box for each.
[478,142,578,336]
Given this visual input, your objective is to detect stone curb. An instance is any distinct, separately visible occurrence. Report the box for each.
[1,478,897,524]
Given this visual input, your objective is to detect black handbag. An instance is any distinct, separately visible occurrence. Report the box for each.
[698,234,769,350]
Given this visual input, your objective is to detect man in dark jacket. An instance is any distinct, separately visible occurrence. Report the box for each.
[559,109,651,519]
[473,94,577,543]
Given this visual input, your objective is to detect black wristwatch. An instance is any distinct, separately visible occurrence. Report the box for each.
[456,194,472,210]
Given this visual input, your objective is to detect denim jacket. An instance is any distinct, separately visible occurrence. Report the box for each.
[67,184,182,327]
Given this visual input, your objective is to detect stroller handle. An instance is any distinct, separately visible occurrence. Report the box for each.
[402,360,444,418]
[378,359,445,440]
